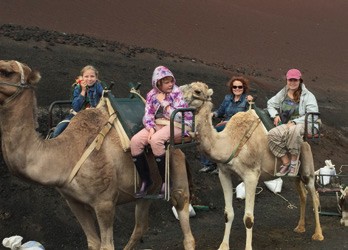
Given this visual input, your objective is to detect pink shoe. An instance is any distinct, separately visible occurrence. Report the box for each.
[276,164,290,177]
[288,161,301,177]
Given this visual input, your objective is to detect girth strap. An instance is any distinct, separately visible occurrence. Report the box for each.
[223,118,261,164]
[67,112,116,183]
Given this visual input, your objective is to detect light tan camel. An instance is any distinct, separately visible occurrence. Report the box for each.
[180,81,324,250]
[0,60,195,250]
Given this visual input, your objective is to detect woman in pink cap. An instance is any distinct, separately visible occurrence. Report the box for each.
[267,69,319,177]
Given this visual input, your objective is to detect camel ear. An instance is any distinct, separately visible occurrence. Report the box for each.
[180,84,192,101]
[207,88,214,96]
[179,84,189,92]
[27,70,41,85]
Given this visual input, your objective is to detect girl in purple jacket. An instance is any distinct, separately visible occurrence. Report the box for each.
[130,66,192,198]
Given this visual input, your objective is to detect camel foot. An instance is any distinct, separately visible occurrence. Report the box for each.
[312,233,324,241]
[294,225,305,233]
[183,238,195,250]
[218,242,229,250]
[87,241,100,250]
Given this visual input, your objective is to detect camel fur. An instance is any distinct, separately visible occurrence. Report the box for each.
[180,81,324,250]
[340,187,348,226]
[0,60,195,250]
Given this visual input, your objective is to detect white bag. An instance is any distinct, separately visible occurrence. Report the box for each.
[2,235,45,250]
[172,204,196,220]
[236,182,246,199]
[264,178,283,193]
[319,160,336,185]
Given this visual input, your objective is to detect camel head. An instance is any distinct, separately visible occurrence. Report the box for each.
[0,60,41,106]
[180,81,213,109]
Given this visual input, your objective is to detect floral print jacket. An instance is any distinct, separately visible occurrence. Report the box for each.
[143,66,192,130]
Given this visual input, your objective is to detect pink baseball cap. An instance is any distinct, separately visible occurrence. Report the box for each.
[286,69,302,80]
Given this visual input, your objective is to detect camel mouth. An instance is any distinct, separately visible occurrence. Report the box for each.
[192,93,211,102]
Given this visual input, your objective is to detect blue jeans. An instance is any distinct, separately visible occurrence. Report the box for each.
[51,114,74,138]
[200,154,216,166]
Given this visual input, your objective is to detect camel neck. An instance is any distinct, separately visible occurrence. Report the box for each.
[0,90,68,186]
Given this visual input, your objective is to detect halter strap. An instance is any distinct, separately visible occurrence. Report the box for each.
[0,61,33,107]
[15,60,26,85]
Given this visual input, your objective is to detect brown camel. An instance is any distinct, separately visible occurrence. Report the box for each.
[0,60,195,250]
[180,81,324,250]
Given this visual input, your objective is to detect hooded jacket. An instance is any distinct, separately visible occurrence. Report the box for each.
[267,83,319,125]
[143,66,192,130]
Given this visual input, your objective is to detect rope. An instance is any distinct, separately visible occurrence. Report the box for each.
[130,88,146,103]
[165,145,171,201]
[275,193,298,209]
[232,185,297,209]
[248,101,255,111]
[103,96,130,151]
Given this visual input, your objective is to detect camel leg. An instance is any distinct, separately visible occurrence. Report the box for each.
[172,189,195,250]
[169,149,195,250]
[307,178,324,240]
[294,178,324,240]
[124,199,152,250]
[243,173,259,250]
[296,143,324,240]
[94,200,116,250]
[217,168,234,250]
[64,196,101,250]
[294,178,307,233]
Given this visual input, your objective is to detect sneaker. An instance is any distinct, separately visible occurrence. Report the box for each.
[288,161,301,177]
[199,164,216,173]
[276,164,290,177]
[210,168,219,175]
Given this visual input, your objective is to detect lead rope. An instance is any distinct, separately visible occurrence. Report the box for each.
[275,192,298,209]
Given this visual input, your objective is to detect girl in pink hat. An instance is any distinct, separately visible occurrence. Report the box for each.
[267,69,319,177]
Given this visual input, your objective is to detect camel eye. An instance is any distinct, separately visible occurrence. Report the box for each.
[0,70,14,78]
[194,90,201,95]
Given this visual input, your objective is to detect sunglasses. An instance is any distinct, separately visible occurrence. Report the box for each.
[232,85,244,89]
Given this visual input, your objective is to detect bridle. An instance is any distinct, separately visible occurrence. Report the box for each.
[189,91,212,113]
[0,61,33,107]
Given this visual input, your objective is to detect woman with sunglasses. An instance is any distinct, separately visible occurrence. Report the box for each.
[199,76,253,173]
[267,69,319,177]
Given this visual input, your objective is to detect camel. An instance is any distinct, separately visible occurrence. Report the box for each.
[0,60,195,250]
[180,81,324,250]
